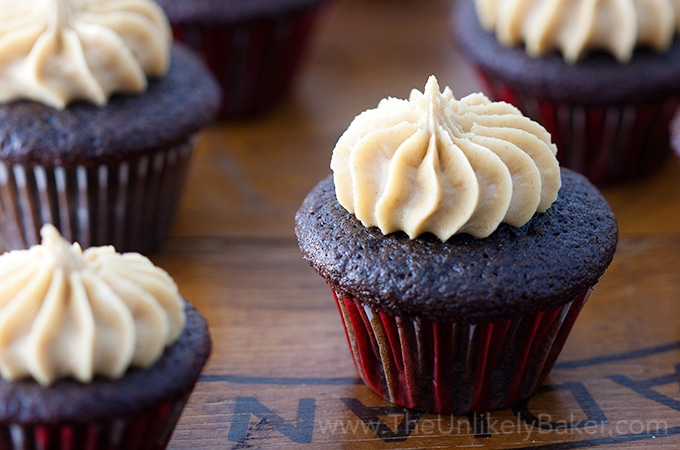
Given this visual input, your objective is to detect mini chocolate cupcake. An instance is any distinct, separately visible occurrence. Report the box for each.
[295,77,618,414]
[0,0,220,253]
[155,0,333,119]
[452,0,680,185]
[0,225,211,450]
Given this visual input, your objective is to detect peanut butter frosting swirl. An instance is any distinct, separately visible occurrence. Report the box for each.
[0,0,171,109]
[0,225,186,386]
[330,76,561,241]
[475,0,680,63]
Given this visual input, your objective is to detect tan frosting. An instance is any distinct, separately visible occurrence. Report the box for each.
[0,0,171,108]
[0,225,185,386]
[474,0,680,63]
[330,76,561,241]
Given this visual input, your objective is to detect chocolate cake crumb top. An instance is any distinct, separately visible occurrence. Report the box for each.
[295,168,618,323]
[0,45,220,168]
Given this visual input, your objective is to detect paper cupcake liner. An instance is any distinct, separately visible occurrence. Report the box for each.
[333,288,591,414]
[0,392,190,450]
[171,5,329,120]
[0,136,196,253]
[477,69,680,185]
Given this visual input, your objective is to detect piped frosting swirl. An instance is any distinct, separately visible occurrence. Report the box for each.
[0,0,171,108]
[0,225,185,386]
[474,0,680,63]
[330,76,561,241]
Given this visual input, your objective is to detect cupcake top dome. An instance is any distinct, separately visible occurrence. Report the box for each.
[0,0,171,108]
[0,225,186,386]
[475,0,680,63]
[330,76,561,241]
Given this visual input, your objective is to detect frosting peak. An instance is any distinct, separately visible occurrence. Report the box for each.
[42,223,86,272]
[0,0,171,108]
[330,76,561,241]
[0,225,185,386]
[474,0,679,63]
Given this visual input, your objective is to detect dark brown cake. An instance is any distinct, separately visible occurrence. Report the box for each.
[296,168,618,322]
[0,299,210,448]
[0,45,219,168]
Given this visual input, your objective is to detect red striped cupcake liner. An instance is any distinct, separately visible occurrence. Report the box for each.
[0,391,191,450]
[0,136,196,253]
[333,287,591,414]
[171,5,330,120]
[477,69,680,186]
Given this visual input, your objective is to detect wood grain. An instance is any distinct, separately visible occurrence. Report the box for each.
[157,0,680,448]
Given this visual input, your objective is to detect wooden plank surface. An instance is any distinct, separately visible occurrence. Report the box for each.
[155,0,680,447]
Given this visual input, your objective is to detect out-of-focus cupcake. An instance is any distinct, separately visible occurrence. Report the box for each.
[0,0,220,253]
[0,224,211,450]
[295,76,618,414]
[670,107,680,157]
[154,0,334,120]
[452,0,680,185]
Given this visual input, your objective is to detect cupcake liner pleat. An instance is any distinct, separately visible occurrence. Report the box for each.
[171,6,327,119]
[0,392,190,450]
[332,288,591,414]
[477,68,680,185]
[0,137,196,253]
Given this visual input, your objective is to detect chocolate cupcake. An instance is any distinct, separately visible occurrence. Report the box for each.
[155,0,333,119]
[452,0,680,185]
[670,108,680,157]
[295,77,618,414]
[0,0,220,253]
[0,225,211,449]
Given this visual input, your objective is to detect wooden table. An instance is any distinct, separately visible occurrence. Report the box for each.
[157,0,680,447]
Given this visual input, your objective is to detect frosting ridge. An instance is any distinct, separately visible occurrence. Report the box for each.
[0,0,171,108]
[474,0,679,63]
[330,76,561,240]
[0,224,185,386]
